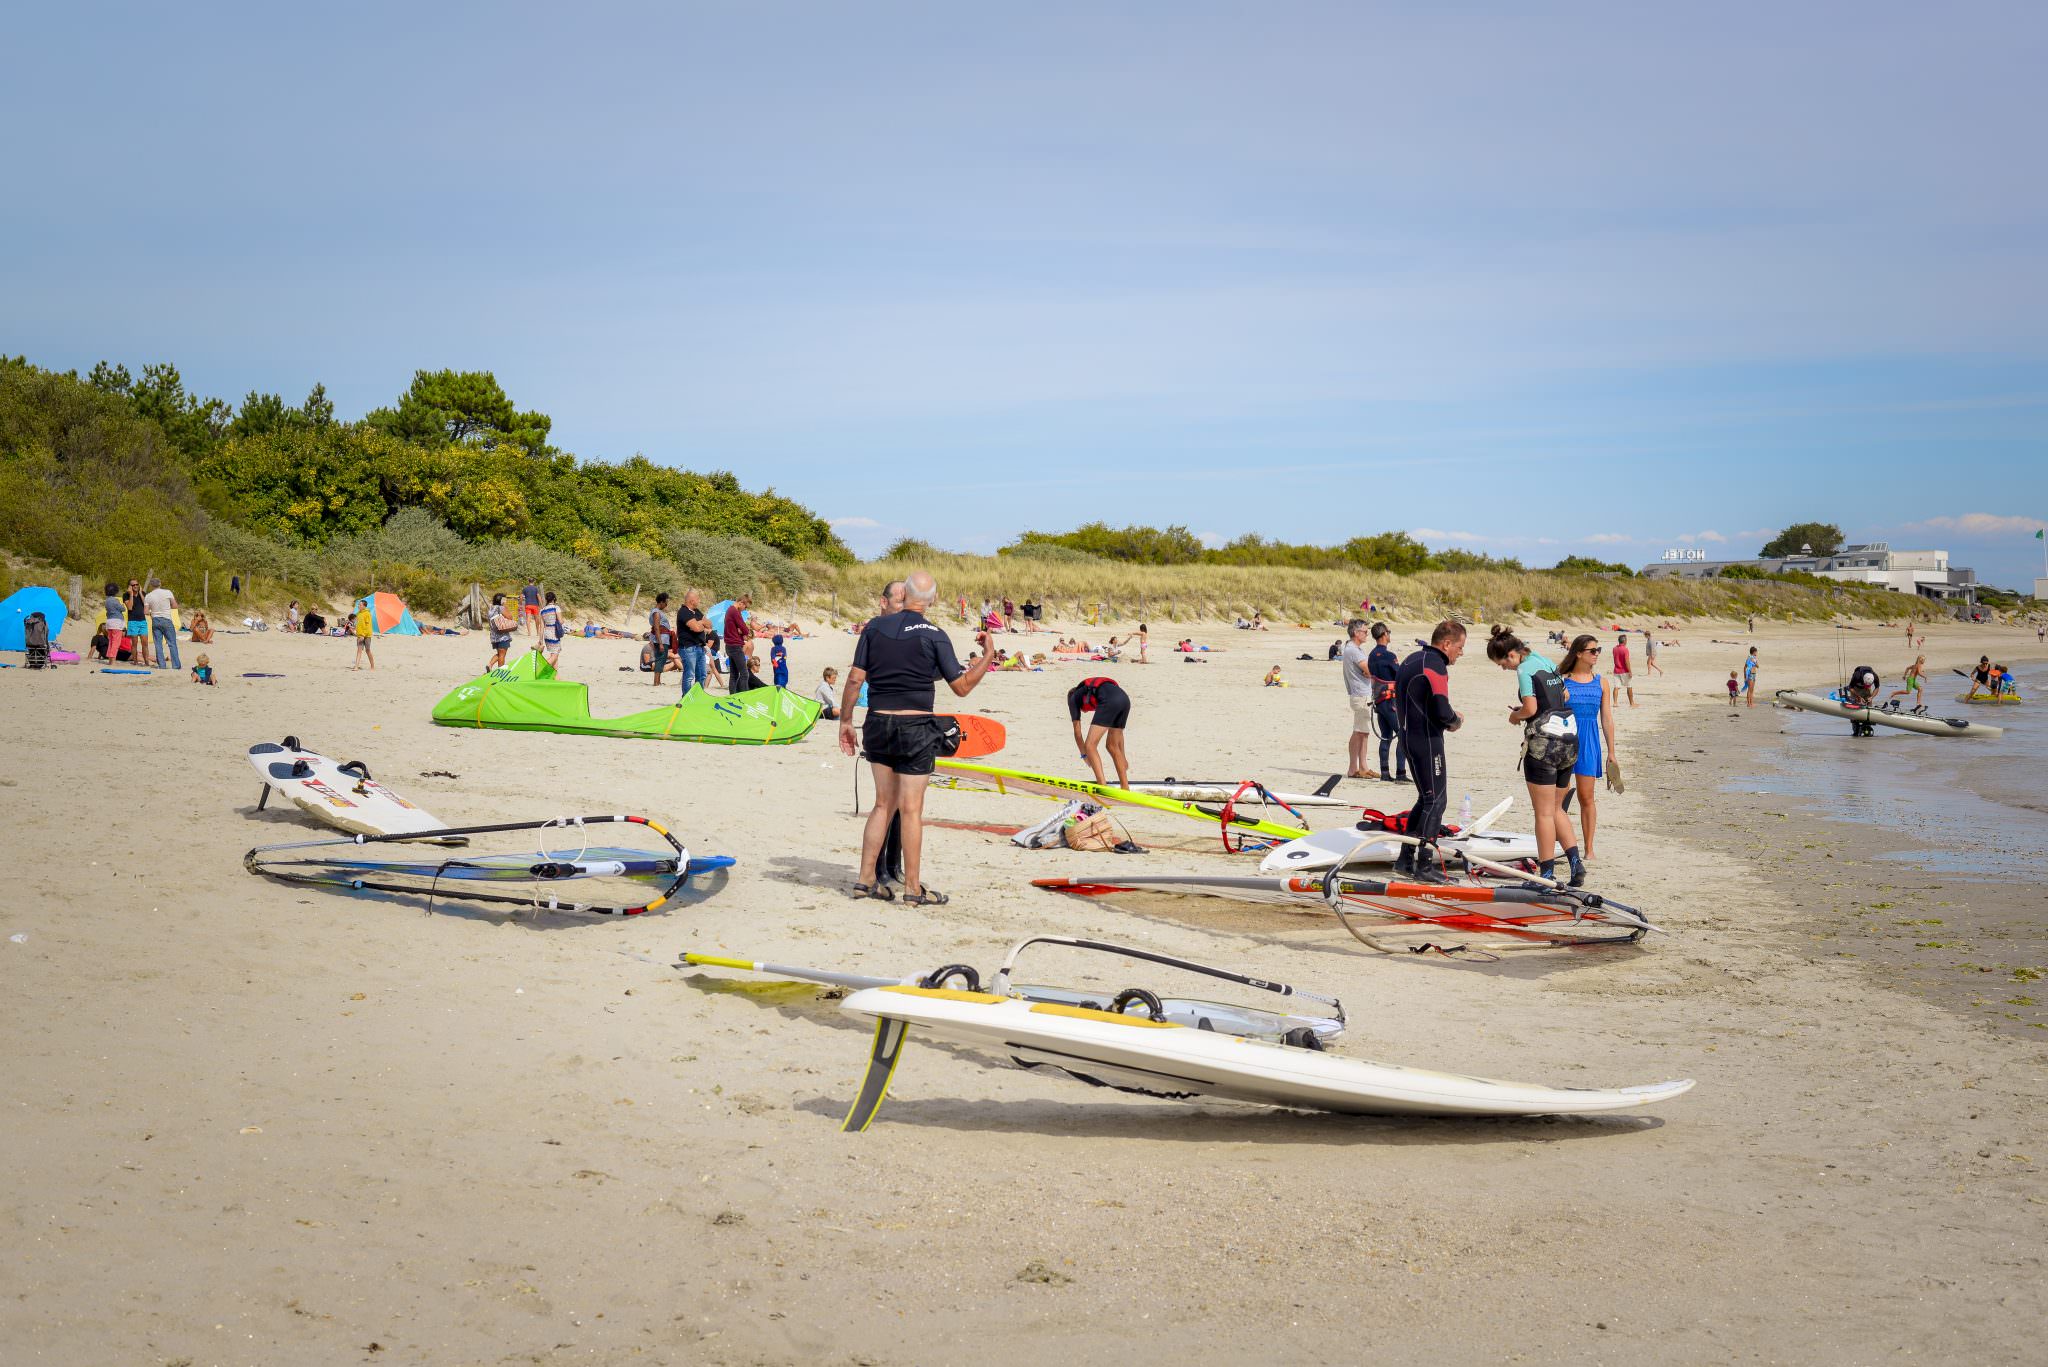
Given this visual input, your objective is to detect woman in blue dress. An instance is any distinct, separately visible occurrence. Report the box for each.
[1559,634,1617,864]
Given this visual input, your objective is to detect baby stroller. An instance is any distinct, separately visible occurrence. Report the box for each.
[23,611,50,669]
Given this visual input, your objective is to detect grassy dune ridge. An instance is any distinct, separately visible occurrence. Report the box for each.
[794,551,1947,627]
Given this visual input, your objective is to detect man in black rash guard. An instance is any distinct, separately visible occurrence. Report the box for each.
[839,571,991,905]
[1393,620,1467,884]
[1067,676,1133,788]
[1367,622,1406,784]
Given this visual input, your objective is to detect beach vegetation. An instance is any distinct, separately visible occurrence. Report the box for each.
[1760,522,1845,557]
[0,353,845,615]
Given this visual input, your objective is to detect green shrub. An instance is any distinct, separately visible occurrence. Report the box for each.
[661,529,772,600]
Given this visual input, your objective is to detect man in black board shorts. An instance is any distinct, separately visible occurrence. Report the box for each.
[840,571,992,905]
[1067,676,1133,788]
[1393,620,1467,884]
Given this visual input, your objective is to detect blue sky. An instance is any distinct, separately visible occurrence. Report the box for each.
[6,3,2046,586]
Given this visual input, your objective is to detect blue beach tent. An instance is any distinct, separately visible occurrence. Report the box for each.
[0,586,67,651]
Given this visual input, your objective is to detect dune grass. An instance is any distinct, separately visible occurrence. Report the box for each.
[794,552,1946,627]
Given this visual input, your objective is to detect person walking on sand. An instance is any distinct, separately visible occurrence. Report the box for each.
[351,597,376,670]
[1743,646,1760,707]
[539,591,566,666]
[521,578,542,639]
[1069,675,1134,788]
[1643,631,1663,677]
[1338,620,1381,780]
[1393,620,1467,884]
[1611,631,1637,707]
[1487,625,1585,886]
[839,571,993,905]
[485,593,516,669]
[144,578,181,672]
[1558,634,1616,864]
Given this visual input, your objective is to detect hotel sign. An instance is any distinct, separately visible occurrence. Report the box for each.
[1661,549,1708,562]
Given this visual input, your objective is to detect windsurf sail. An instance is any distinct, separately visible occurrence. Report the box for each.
[681,934,1345,1042]
[1033,868,1652,951]
[932,760,1312,843]
[1123,775,1351,807]
[246,816,727,917]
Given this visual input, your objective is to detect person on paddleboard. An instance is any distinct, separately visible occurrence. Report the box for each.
[1068,676,1134,789]
[1392,620,1466,884]
[1488,625,1585,886]
[840,571,992,905]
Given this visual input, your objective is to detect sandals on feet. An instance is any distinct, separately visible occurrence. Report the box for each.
[850,881,895,901]
[902,887,949,906]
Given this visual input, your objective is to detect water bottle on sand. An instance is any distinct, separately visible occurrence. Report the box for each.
[1458,794,1472,827]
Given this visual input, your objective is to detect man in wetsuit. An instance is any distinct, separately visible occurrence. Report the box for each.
[840,571,992,905]
[1067,676,1133,788]
[1393,620,1467,883]
[1367,622,1405,784]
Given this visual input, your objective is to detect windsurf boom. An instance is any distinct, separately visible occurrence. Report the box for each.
[245,815,727,917]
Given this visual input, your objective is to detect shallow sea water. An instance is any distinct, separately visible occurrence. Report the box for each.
[1725,673,2046,879]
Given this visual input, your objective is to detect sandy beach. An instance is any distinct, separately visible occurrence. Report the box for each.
[4,613,2044,1365]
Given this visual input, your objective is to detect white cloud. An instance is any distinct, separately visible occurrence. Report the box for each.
[829,515,882,529]
[1582,532,1633,545]
[1194,530,1226,548]
[1410,527,1490,544]
[1673,530,1728,545]
[1907,513,2048,537]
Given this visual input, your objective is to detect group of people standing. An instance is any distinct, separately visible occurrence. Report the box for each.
[1344,619,1624,888]
[98,577,183,672]
[645,590,761,694]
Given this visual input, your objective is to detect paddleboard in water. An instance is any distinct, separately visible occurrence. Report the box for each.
[1954,693,2023,706]
[839,986,1694,1122]
[247,738,461,841]
[937,713,1006,758]
[1776,690,2001,739]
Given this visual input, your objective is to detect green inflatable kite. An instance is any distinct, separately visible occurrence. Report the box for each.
[432,651,823,745]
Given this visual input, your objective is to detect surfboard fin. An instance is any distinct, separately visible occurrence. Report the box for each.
[1311,774,1342,799]
[842,1017,911,1132]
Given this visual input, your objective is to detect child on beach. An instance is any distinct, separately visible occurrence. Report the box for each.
[352,598,376,670]
[191,654,215,685]
[770,634,789,688]
[1263,665,1288,687]
[813,666,840,719]
[1743,647,1760,707]
[1727,672,1740,708]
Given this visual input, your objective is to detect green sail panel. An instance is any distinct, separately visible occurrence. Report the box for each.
[432,652,822,745]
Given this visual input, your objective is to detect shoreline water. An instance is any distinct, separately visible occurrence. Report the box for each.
[1642,680,2048,1038]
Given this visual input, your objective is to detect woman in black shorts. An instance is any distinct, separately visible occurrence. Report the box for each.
[1486,626,1585,885]
[1068,676,1132,788]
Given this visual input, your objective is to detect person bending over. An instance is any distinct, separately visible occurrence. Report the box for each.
[1068,675,1132,789]
[839,572,991,905]
[1393,620,1466,884]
